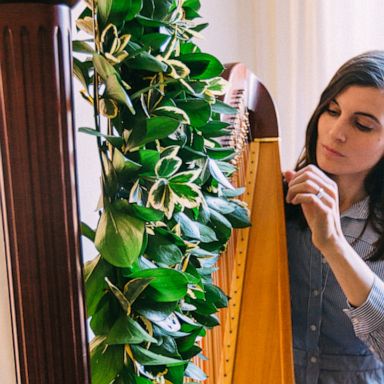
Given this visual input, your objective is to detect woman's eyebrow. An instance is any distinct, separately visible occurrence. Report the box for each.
[330,98,339,106]
[354,111,381,124]
[332,98,381,124]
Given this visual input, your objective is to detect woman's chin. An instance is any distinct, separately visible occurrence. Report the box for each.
[316,158,340,176]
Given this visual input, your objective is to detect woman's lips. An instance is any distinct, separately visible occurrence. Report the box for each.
[321,144,345,157]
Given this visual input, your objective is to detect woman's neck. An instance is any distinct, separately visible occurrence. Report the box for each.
[333,175,367,213]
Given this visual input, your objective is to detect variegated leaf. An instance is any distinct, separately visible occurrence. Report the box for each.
[76,17,94,35]
[155,155,182,178]
[99,98,118,118]
[160,145,180,158]
[170,182,202,209]
[208,158,234,189]
[166,59,190,79]
[169,169,201,183]
[148,179,176,219]
[105,277,131,313]
[155,106,191,124]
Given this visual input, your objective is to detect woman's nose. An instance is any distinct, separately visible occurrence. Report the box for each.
[329,118,347,143]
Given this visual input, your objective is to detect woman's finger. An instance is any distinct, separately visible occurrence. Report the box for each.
[288,166,338,201]
[290,188,334,210]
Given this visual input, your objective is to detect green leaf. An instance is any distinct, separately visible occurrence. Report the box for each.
[73,58,92,90]
[166,362,186,384]
[85,256,113,316]
[174,212,200,239]
[208,208,232,242]
[79,127,124,148]
[72,40,95,54]
[169,169,200,184]
[204,283,228,308]
[95,203,145,268]
[211,99,238,114]
[131,344,185,365]
[112,149,142,181]
[176,99,211,127]
[129,268,188,302]
[105,277,131,312]
[141,32,171,50]
[208,159,234,190]
[197,120,230,135]
[170,182,202,209]
[184,0,201,10]
[90,295,119,334]
[125,0,143,21]
[146,234,183,265]
[127,116,180,149]
[205,196,235,214]
[150,335,180,358]
[125,51,168,72]
[196,222,218,243]
[138,149,160,173]
[93,52,116,80]
[124,277,153,305]
[129,204,164,221]
[224,201,251,228]
[177,328,201,354]
[105,74,135,114]
[114,369,152,384]
[148,178,174,218]
[191,312,219,327]
[155,155,182,178]
[207,147,235,161]
[106,315,156,344]
[81,221,95,242]
[108,0,142,23]
[179,53,224,80]
[136,15,167,27]
[155,106,191,124]
[185,362,207,381]
[98,0,112,24]
[90,341,124,384]
[221,186,246,198]
[136,301,177,322]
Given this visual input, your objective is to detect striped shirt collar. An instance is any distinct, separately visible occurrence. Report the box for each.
[340,196,369,220]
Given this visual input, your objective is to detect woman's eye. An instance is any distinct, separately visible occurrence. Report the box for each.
[355,121,372,132]
[325,108,339,116]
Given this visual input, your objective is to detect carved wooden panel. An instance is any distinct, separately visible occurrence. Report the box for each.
[0,2,89,383]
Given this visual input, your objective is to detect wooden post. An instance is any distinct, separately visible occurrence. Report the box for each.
[0,1,90,382]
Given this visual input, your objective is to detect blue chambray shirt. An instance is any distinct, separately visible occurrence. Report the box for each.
[287,197,384,383]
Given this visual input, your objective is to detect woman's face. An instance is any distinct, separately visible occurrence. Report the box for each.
[316,85,384,182]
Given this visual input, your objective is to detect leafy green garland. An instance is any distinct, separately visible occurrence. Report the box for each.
[73,0,250,382]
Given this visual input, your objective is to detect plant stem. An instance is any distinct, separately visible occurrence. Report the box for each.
[92,0,107,186]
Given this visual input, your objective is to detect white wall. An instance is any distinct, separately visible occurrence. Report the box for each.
[199,0,384,168]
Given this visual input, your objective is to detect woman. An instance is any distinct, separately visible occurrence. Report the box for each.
[285,51,384,383]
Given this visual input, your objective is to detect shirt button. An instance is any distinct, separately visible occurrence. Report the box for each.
[321,257,327,264]
[312,289,320,296]
[310,324,317,331]
[310,356,318,363]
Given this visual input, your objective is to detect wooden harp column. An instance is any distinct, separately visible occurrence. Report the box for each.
[0,1,90,383]
[202,63,295,383]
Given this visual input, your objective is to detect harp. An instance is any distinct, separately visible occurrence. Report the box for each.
[200,63,295,383]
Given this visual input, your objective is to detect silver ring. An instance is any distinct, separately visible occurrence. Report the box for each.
[315,187,325,200]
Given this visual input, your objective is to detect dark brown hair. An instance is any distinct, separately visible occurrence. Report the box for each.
[290,50,384,261]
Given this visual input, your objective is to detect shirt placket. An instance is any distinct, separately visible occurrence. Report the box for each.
[305,244,323,383]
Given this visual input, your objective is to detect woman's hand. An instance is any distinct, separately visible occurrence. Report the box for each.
[284,165,344,252]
